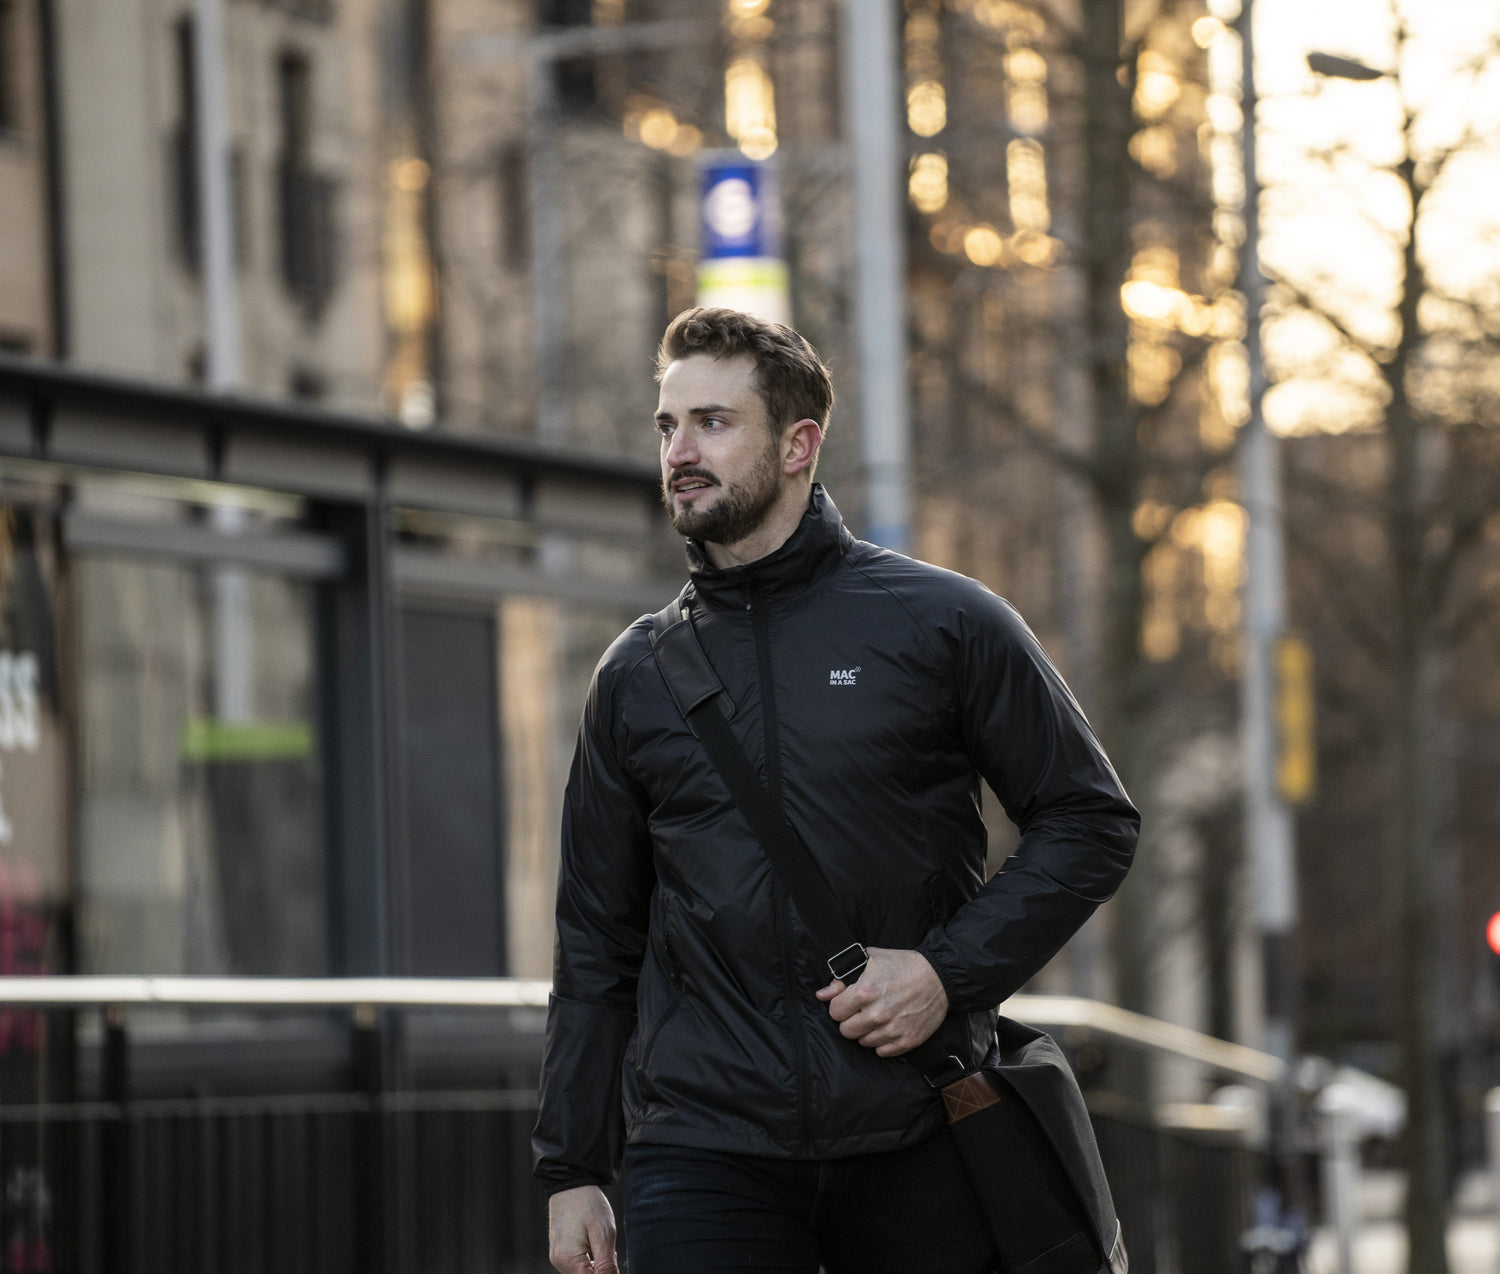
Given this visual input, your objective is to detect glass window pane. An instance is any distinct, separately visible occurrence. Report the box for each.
[74,555,325,975]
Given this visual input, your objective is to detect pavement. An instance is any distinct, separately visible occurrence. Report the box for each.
[1305,1170,1499,1274]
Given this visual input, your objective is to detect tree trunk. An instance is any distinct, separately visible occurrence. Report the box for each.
[1078,0,1151,1026]
[1386,153,1450,1274]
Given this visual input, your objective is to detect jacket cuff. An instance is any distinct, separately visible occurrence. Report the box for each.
[536,1170,614,1199]
[916,928,971,1012]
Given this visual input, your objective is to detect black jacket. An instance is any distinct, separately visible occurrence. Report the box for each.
[533,487,1138,1194]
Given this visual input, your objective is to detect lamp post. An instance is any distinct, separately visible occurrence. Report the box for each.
[841,0,911,552]
[1235,0,1307,1263]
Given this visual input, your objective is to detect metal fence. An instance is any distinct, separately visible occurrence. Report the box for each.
[0,1092,553,1274]
[0,980,1277,1274]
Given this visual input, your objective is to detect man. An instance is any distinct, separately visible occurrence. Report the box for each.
[534,308,1138,1274]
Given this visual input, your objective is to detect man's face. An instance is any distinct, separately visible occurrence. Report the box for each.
[656,353,784,547]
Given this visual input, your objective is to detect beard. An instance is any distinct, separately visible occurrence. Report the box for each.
[662,437,782,546]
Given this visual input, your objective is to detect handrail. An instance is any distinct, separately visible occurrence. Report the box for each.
[1014,994,1284,1084]
[0,978,1282,1082]
[0,976,552,1008]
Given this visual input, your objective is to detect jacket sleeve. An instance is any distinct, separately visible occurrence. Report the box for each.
[916,591,1139,1012]
[532,646,657,1195]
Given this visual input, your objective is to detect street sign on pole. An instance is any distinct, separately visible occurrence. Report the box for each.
[696,155,790,326]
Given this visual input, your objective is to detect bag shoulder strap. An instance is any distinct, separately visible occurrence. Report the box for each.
[649,597,869,985]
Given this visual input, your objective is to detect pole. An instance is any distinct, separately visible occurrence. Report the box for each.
[1319,1088,1360,1274]
[527,45,568,442]
[1486,1088,1500,1259]
[192,0,241,391]
[192,0,253,719]
[841,0,910,552]
[1236,0,1303,1249]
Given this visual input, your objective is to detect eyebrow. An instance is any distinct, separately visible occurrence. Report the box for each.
[654,403,738,423]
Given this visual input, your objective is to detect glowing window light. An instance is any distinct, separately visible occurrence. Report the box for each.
[1135,51,1182,119]
[725,56,778,159]
[908,80,947,137]
[1005,48,1047,85]
[964,224,1005,267]
[1006,138,1050,232]
[1008,83,1048,134]
[1130,125,1178,178]
[909,152,949,213]
[973,0,1044,40]
[1192,16,1226,47]
[639,108,678,150]
[1011,229,1056,267]
[1128,339,1181,404]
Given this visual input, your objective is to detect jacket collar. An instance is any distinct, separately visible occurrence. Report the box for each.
[686,484,852,610]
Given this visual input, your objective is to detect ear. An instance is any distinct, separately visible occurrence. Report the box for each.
[781,419,823,477]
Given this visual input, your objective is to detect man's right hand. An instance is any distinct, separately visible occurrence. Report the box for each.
[548,1184,618,1274]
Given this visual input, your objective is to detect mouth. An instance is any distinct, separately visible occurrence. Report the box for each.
[670,474,718,498]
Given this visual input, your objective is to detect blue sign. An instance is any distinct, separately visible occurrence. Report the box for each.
[699,157,779,261]
[697,153,789,325]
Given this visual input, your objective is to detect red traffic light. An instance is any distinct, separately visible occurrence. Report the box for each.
[1488,911,1500,958]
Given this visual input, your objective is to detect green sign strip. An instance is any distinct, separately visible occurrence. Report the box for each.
[180,718,315,762]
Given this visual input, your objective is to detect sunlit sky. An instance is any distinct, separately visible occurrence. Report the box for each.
[1251,0,1500,432]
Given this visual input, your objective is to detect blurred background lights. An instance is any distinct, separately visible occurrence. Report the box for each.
[725,56,778,159]
[907,81,947,137]
[963,223,1005,267]
[909,153,949,213]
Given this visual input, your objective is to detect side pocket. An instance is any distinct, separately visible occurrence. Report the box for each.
[636,899,686,1075]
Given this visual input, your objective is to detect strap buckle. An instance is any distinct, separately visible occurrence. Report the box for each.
[921,1055,970,1089]
[826,943,868,983]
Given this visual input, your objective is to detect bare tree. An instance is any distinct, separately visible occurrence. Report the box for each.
[1265,10,1500,1268]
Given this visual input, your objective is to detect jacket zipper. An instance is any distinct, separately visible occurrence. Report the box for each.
[748,587,812,1153]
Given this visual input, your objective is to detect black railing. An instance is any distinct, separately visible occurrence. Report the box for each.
[1094,1107,1261,1273]
[0,1093,552,1274]
[0,983,1277,1274]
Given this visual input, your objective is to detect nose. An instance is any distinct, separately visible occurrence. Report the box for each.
[664,424,697,470]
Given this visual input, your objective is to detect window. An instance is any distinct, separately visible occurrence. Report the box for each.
[0,1,18,133]
[72,498,327,976]
[172,17,200,268]
[172,18,247,274]
[538,0,598,113]
[496,143,529,272]
[277,49,337,307]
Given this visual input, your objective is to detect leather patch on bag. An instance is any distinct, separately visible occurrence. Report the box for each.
[941,1073,1001,1123]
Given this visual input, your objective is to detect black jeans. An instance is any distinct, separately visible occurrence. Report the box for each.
[623,1129,997,1274]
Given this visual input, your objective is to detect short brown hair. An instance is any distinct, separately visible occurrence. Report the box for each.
[655,308,835,439]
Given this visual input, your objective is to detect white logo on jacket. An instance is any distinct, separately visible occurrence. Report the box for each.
[828,667,861,686]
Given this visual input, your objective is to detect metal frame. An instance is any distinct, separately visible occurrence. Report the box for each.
[0,354,678,989]
[0,978,1280,1083]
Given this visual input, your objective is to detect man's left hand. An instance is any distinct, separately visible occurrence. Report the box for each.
[815,947,948,1057]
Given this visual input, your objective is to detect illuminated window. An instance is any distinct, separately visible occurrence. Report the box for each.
[725,55,777,159]
[1007,138,1050,232]
[909,152,949,213]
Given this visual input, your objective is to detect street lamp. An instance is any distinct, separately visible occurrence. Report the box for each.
[1234,0,1307,1264]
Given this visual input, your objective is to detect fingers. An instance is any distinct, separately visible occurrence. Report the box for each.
[817,948,947,1054]
[548,1187,617,1274]
[587,1213,619,1274]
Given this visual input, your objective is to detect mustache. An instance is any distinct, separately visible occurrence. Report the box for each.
[665,468,720,490]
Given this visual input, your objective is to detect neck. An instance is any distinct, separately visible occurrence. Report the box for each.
[702,483,812,569]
